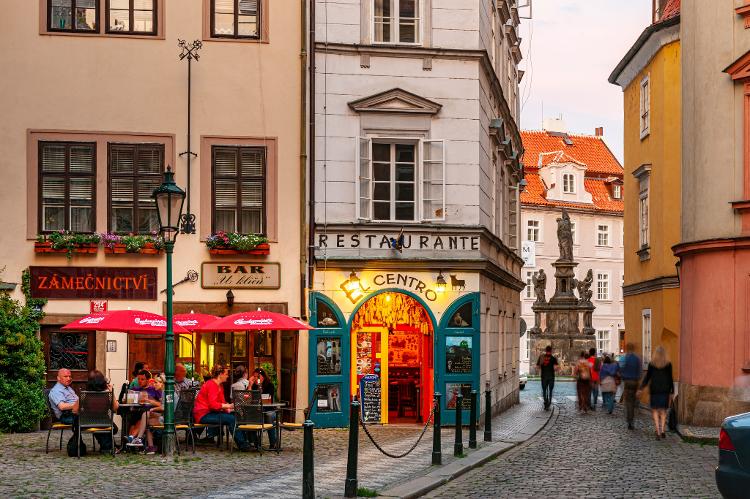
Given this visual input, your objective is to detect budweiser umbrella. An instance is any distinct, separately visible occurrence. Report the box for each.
[198,310,314,332]
[62,310,190,334]
[174,313,220,331]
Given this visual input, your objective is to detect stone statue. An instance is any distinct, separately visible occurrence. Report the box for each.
[574,269,594,305]
[532,269,547,304]
[556,208,574,262]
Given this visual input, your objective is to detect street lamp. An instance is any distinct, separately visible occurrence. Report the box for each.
[152,166,186,457]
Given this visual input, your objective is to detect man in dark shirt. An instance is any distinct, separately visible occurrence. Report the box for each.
[620,343,642,430]
[536,346,559,411]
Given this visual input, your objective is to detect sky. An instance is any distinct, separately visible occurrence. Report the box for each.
[518,0,652,161]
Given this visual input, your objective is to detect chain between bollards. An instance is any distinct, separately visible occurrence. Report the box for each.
[484,386,492,442]
[469,390,478,449]
[454,393,464,457]
[432,392,442,465]
[344,399,361,498]
[302,420,315,499]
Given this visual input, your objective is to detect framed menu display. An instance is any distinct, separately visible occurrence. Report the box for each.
[360,374,381,423]
[446,336,472,374]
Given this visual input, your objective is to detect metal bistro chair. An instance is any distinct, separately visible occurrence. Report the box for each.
[44,388,72,453]
[148,388,200,454]
[77,391,115,458]
[231,389,274,454]
[275,386,319,451]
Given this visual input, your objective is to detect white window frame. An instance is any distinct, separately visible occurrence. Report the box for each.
[597,223,610,247]
[642,309,652,366]
[372,0,423,46]
[355,136,445,222]
[640,74,650,139]
[526,219,540,242]
[613,184,621,199]
[596,271,610,301]
[639,176,649,247]
[570,220,577,245]
[596,330,610,355]
[525,270,535,299]
[562,173,575,193]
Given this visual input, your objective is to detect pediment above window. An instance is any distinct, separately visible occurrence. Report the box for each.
[348,88,442,115]
[724,50,750,81]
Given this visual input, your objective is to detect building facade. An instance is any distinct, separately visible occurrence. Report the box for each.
[308,0,526,427]
[609,0,681,400]
[0,1,307,413]
[519,125,625,374]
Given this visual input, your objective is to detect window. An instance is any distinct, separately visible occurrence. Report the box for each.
[613,184,622,199]
[596,330,610,355]
[48,0,98,32]
[640,75,650,138]
[642,309,652,365]
[212,146,266,234]
[526,220,540,242]
[596,272,610,300]
[448,302,473,328]
[212,0,260,38]
[570,221,576,244]
[373,0,421,44]
[597,224,609,247]
[106,0,156,34]
[357,138,444,222]
[525,271,535,299]
[108,143,163,233]
[639,176,649,247]
[39,142,96,233]
[562,173,575,193]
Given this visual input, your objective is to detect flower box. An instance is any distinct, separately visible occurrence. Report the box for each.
[104,242,163,255]
[34,242,98,255]
[208,243,270,256]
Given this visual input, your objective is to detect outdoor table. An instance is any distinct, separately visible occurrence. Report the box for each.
[117,402,154,450]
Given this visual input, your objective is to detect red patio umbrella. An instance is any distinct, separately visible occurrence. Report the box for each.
[174,313,220,331]
[62,310,190,334]
[198,310,314,332]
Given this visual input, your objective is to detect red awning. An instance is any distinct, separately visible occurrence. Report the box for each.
[198,310,314,332]
[173,313,220,332]
[62,310,190,334]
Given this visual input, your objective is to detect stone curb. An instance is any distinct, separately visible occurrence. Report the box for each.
[378,406,557,499]
[675,425,720,445]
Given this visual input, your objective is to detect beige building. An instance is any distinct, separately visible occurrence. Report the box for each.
[0,1,307,413]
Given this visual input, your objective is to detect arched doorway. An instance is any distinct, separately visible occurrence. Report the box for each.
[350,291,434,424]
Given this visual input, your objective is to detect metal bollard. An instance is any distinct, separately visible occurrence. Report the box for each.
[454,393,464,457]
[469,390,478,449]
[302,420,315,499]
[344,399,361,497]
[484,387,492,442]
[432,393,442,465]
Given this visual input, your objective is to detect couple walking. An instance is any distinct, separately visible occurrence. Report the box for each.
[573,348,619,413]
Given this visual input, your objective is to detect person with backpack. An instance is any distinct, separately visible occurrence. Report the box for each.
[599,355,620,414]
[574,351,592,413]
[587,347,602,410]
[536,345,560,411]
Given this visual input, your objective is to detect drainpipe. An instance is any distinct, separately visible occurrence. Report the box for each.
[307,0,317,314]
[300,0,309,319]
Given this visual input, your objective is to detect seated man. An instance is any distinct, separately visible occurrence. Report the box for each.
[49,368,79,425]
[174,363,197,395]
[133,369,162,401]
[193,365,250,452]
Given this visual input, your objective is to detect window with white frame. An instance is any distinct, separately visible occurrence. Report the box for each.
[525,332,531,362]
[639,175,649,247]
[640,75,650,138]
[613,184,621,199]
[373,0,421,44]
[596,272,610,300]
[596,330,610,354]
[597,224,610,247]
[642,309,652,365]
[525,270,535,299]
[570,221,576,244]
[562,173,575,193]
[526,219,540,242]
[357,137,444,222]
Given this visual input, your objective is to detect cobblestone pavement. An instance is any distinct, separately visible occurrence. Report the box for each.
[426,381,720,499]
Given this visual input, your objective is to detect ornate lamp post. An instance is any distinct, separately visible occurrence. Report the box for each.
[152,166,186,457]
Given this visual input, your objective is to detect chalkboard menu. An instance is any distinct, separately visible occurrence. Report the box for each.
[360,374,381,423]
[446,336,473,374]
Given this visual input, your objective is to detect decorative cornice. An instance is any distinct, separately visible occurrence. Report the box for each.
[731,199,750,213]
[609,16,680,88]
[632,163,652,179]
[673,236,750,257]
[348,88,442,115]
[623,275,679,297]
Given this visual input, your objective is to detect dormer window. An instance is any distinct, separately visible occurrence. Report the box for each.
[562,173,575,193]
[613,184,622,199]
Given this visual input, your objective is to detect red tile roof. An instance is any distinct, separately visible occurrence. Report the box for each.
[521,130,623,176]
[658,0,680,23]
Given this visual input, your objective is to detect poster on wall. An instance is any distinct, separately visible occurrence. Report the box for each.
[445,383,472,410]
[315,383,342,413]
[316,337,342,376]
[446,337,473,374]
[360,374,381,423]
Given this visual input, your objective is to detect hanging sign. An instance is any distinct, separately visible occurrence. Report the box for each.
[522,241,536,268]
[29,267,157,300]
[90,300,108,313]
[360,374,381,423]
[201,262,281,289]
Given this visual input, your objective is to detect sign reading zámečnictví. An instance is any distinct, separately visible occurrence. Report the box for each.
[29,266,157,300]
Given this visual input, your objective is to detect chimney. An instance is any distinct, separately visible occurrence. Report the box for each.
[542,117,567,134]
[595,127,604,137]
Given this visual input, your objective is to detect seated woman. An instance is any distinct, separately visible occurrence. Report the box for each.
[85,370,119,453]
[194,365,251,452]
[249,368,277,449]
[129,375,164,454]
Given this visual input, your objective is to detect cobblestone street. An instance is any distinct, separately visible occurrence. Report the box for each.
[427,381,720,498]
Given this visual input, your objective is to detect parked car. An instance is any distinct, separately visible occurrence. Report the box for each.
[519,372,528,390]
[716,411,750,498]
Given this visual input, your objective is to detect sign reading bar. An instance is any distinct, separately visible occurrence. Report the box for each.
[201,262,281,289]
[30,267,157,300]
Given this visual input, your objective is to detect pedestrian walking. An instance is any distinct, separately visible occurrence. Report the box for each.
[620,343,642,430]
[599,355,620,414]
[574,351,592,413]
[536,345,559,411]
[638,346,674,439]
[587,347,601,410]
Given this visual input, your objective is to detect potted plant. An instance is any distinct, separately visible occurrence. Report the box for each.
[205,231,270,255]
[35,231,100,259]
[101,232,165,255]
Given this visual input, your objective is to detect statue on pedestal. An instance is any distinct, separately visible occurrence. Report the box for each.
[574,269,594,306]
[532,269,547,304]
[556,208,574,262]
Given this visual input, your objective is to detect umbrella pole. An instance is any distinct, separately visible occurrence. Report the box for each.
[162,241,177,457]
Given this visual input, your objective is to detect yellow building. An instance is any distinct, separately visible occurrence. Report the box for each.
[609,1,681,376]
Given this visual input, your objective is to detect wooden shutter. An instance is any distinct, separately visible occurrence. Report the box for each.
[356,137,372,220]
[420,139,445,221]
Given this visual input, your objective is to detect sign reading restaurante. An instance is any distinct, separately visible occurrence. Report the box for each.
[316,231,480,251]
[29,266,157,300]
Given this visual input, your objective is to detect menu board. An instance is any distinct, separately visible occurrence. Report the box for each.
[316,337,341,375]
[360,374,381,423]
[446,337,473,374]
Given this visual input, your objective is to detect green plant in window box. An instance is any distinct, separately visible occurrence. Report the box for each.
[100,232,165,255]
[205,231,269,254]
[35,231,101,260]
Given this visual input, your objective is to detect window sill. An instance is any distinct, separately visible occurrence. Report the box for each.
[640,130,650,141]
[207,243,270,256]
[41,30,164,40]
[204,36,267,44]
[637,245,651,262]
[34,242,99,255]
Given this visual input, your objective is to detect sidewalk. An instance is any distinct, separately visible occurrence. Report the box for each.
[676,423,720,444]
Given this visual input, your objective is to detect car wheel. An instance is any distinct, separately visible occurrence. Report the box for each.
[519,383,526,390]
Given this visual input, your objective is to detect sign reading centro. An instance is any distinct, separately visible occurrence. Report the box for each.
[371,273,442,302]
[30,266,157,300]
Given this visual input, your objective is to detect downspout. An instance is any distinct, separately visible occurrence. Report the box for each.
[300,0,309,319]
[306,0,317,316]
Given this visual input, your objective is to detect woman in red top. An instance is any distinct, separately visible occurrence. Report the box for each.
[194,365,250,451]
